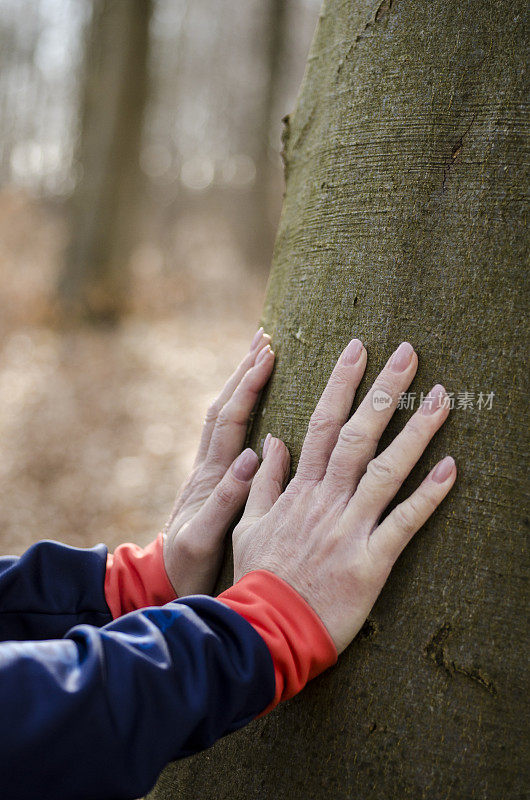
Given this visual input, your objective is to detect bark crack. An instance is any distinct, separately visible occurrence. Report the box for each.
[281,113,291,182]
[375,0,394,22]
[367,720,387,736]
[424,622,497,695]
[291,105,317,156]
[441,112,477,192]
[337,0,394,75]
[358,617,379,639]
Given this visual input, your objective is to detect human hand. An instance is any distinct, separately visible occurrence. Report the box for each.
[232,339,456,654]
[163,328,274,596]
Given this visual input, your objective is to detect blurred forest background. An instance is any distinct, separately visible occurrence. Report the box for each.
[0,0,319,555]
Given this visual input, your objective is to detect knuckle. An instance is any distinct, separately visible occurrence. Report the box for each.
[239,353,253,372]
[417,486,438,513]
[241,366,257,385]
[282,477,302,498]
[204,445,229,469]
[233,374,261,403]
[366,455,400,487]
[373,375,397,399]
[204,401,220,425]
[406,417,427,440]
[216,407,231,426]
[394,502,418,534]
[215,483,237,510]
[197,462,223,486]
[216,405,246,430]
[308,408,340,437]
[338,423,377,450]
[292,462,321,485]
[330,365,352,388]
[303,496,329,528]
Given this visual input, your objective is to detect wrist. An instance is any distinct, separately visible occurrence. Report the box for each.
[105,533,177,618]
[218,570,337,715]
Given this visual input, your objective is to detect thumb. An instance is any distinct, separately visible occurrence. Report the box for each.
[241,435,291,523]
[188,449,260,546]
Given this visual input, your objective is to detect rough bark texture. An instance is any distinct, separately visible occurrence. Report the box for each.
[59,0,151,322]
[149,1,528,797]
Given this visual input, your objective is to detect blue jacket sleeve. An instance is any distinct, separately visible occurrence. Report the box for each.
[0,596,275,800]
[0,540,112,641]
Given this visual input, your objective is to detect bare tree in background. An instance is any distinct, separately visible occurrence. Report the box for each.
[241,0,291,270]
[59,0,152,322]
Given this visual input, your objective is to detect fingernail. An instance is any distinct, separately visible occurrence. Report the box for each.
[233,448,259,481]
[343,338,363,365]
[431,456,455,483]
[390,342,414,372]
[421,384,447,415]
[250,327,264,349]
[262,432,272,458]
[256,344,273,364]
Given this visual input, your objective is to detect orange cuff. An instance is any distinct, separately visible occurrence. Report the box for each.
[218,570,337,715]
[105,533,176,618]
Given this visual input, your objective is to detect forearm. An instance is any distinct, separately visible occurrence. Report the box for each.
[0,593,273,800]
[0,572,336,800]
[0,540,112,641]
[0,535,175,642]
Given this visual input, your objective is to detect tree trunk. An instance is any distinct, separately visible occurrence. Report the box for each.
[59,0,152,323]
[149,0,528,797]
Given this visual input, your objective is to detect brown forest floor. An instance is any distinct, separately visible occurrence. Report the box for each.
[0,188,266,556]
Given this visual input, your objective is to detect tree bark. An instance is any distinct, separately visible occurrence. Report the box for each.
[149,0,528,797]
[59,0,152,323]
